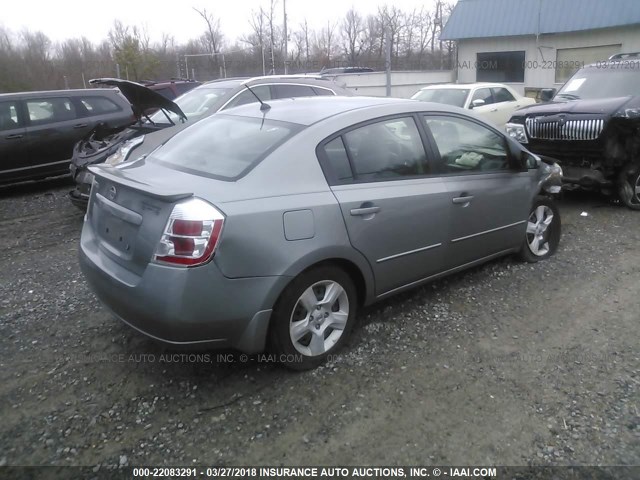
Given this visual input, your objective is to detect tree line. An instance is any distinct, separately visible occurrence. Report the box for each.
[0,1,456,93]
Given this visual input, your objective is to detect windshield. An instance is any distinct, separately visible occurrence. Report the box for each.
[411,89,470,108]
[149,115,303,180]
[556,64,640,100]
[149,86,231,124]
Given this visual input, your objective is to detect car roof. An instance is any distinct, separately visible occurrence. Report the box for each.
[420,82,507,91]
[220,95,458,126]
[200,75,341,90]
[0,88,120,99]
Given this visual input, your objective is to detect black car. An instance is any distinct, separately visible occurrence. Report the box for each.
[505,53,640,209]
[0,88,134,185]
[69,75,353,208]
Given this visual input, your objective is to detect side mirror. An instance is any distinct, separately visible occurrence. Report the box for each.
[539,88,556,102]
[470,99,485,109]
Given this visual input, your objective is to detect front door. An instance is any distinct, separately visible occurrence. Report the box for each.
[422,114,531,269]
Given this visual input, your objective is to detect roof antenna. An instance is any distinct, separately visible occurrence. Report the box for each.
[244,84,271,111]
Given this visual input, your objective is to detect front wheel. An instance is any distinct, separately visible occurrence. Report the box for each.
[518,196,561,263]
[269,266,357,370]
[617,163,640,210]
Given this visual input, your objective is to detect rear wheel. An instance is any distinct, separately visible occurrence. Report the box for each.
[617,163,640,210]
[518,196,561,263]
[270,266,357,370]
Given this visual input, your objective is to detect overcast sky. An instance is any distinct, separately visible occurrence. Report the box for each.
[2,0,439,46]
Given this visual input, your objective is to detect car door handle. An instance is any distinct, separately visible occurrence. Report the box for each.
[490,108,498,112]
[452,195,474,204]
[73,123,88,129]
[350,206,381,216]
[4,134,23,140]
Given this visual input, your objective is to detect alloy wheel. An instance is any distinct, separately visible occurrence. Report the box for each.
[289,280,349,357]
[526,205,554,256]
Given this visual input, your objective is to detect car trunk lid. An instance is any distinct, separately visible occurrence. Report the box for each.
[87,164,194,276]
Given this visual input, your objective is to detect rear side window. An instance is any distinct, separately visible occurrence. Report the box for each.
[26,98,76,124]
[272,84,316,99]
[492,87,515,103]
[322,137,354,182]
[341,117,429,181]
[150,115,302,180]
[0,101,19,131]
[313,87,335,96]
[80,96,121,114]
[224,86,272,109]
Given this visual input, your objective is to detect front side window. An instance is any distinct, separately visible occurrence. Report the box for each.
[0,101,19,131]
[27,98,76,125]
[149,115,302,180]
[424,116,509,174]
[470,88,494,107]
[342,117,429,181]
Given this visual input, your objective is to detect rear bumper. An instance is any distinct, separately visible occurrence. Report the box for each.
[79,222,291,353]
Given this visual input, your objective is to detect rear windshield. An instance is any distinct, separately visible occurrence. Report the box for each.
[149,115,303,180]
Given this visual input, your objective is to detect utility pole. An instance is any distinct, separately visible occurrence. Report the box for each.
[283,0,288,74]
[385,27,392,97]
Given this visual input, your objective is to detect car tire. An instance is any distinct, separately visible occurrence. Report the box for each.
[518,196,561,263]
[617,162,640,211]
[269,266,357,371]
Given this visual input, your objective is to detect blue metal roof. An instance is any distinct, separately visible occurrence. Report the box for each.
[441,0,640,40]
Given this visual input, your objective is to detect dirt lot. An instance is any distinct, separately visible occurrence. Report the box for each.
[0,178,638,469]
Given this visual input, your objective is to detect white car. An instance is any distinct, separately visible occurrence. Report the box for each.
[411,83,536,128]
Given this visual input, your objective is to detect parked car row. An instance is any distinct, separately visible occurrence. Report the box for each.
[68,75,352,207]
[4,54,637,369]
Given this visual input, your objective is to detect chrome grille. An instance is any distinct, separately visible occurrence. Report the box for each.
[525,117,604,141]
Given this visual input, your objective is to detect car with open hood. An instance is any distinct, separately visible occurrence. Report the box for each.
[80,96,562,370]
[505,53,640,209]
[68,76,353,208]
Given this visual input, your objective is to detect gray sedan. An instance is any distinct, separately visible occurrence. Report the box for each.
[80,96,562,370]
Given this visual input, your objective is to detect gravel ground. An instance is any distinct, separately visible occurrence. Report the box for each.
[0,179,639,469]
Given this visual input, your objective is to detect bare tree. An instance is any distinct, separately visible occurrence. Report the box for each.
[341,8,366,65]
[193,7,224,77]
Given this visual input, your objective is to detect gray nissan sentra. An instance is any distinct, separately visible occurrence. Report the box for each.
[80,96,563,370]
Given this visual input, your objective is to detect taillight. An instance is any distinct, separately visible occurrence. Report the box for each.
[153,198,224,267]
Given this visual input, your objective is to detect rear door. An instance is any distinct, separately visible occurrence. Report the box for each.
[23,96,86,176]
[319,115,450,297]
[0,99,28,182]
[422,114,531,269]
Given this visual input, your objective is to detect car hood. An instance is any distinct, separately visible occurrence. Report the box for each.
[511,96,635,120]
[89,78,187,121]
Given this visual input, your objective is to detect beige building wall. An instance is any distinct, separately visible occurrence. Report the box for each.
[456,25,640,94]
